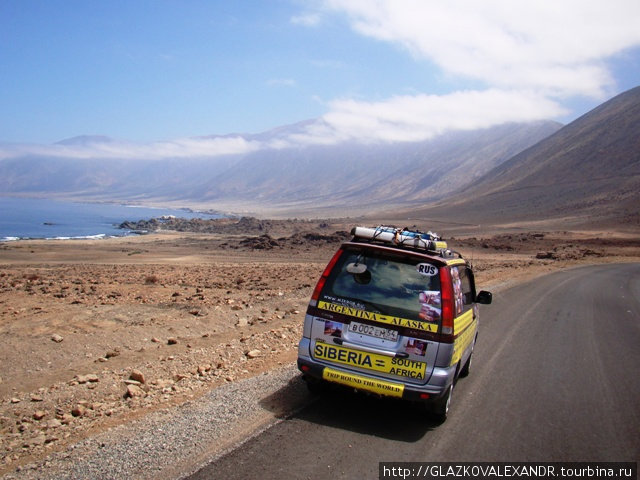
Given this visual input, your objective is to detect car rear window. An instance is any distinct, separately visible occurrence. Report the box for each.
[319,248,442,323]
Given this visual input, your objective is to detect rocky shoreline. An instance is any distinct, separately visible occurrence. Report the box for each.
[118,216,341,236]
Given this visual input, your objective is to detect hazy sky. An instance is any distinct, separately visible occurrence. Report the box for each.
[2,0,640,158]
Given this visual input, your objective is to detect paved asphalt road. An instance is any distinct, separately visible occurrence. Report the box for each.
[189,263,640,479]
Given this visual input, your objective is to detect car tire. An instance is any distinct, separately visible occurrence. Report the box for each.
[432,383,453,420]
[459,351,472,378]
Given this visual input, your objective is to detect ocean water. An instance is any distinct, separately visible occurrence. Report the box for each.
[0,197,221,241]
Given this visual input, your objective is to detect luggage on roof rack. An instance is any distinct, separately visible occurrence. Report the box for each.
[350,225,449,253]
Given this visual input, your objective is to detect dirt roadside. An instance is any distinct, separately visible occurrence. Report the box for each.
[1,224,639,476]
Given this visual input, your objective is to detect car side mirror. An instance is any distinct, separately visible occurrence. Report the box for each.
[476,290,492,304]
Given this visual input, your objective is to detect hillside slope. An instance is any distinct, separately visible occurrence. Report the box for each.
[404,86,640,228]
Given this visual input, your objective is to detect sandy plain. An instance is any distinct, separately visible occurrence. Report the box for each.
[1,220,639,475]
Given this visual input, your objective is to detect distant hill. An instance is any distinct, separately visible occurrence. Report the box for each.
[187,121,561,209]
[0,121,560,213]
[403,86,640,228]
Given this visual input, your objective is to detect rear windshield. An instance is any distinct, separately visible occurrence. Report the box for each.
[320,248,442,323]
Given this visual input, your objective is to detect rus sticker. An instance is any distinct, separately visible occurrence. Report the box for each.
[416,263,437,276]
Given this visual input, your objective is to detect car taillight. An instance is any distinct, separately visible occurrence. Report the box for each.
[310,249,343,305]
[440,266,455,338]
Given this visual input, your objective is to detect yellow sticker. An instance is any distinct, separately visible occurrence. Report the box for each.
[313,342,427,380]
[454,309,474,333]
[323,367,404,398]
[450,318,476,366]
[317,301,439,333]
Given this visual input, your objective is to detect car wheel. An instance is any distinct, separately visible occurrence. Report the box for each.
[459,350,472,378]
[432,383,453,420]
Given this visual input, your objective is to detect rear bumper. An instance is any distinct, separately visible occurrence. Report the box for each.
[297,346,455,403]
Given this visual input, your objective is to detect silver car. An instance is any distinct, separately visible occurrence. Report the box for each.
[297,226,492,419]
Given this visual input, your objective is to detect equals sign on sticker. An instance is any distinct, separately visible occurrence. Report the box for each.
[374,360,385,367]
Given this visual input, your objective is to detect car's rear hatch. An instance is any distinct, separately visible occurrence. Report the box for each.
[306,243,445,385]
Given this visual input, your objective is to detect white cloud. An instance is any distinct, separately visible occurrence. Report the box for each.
[289,89,567,145]
[324,0,640,98]
[3,1,639,159]
[0,136,261,161]
[280,0,640,144]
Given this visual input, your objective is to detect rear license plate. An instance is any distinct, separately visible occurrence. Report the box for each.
[348,321,398,341]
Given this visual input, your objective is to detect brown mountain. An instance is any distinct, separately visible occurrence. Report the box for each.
[403,86,640,229]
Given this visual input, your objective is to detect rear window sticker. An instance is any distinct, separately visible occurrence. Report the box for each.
[418,290,441,322]
[416,263,438,276]
[323,295,367,311]
[324,320,343,337]
[451,267,463,315]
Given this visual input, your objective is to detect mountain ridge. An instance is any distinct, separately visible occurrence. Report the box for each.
[0,121,561,213]
[400,86,640,228]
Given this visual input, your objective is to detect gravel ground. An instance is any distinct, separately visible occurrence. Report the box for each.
[2,365,307,480]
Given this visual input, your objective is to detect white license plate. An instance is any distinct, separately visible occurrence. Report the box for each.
[348,321,398,341]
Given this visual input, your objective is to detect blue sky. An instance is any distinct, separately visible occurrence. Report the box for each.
[1,0,640,158]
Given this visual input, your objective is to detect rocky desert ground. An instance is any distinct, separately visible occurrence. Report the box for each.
[1,217,639,477]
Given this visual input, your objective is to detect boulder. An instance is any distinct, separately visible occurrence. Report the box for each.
[129,369,146,384]
[126,384,146,398]
[51,334,64,343]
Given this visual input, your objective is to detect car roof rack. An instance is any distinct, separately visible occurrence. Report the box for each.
[350,225,463,259]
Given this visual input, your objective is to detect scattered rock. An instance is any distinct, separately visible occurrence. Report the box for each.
[60,414,74,425]
[71,405,87,417]
[30,395,43,402]
[236,317,249,327]
[10,397,20,404]
[76,374,99,384]
[30,434,47,447]
[167,337,178,345]
[151,337,161,343]
[105,349,121,358]
[129,369,146,384]
[125,384,146,398]
[246,349,261,359]
[155,379,173,388]
[33,410,46,420]
[51,334,64,343]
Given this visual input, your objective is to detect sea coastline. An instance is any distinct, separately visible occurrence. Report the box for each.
[1,233,137,242]
[0,196,222,242]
